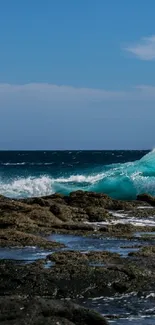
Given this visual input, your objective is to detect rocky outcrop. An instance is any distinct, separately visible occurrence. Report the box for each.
[0,190,154,247]
[65,191,135,211]
[0,192,114,233]
[0,296,108,325]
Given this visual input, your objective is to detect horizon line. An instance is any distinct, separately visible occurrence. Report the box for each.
[0,148,151,151]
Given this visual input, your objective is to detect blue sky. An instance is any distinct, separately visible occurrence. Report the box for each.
[1,0,155,149]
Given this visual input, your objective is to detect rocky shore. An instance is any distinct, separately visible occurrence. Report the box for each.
[1,191,155,323]
[1,191,155,245]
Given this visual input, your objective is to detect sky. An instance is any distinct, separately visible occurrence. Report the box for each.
[1,0,155,149]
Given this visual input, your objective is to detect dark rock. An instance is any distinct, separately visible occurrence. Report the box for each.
[67,191,134,211]
[1,191,155,324]
[100,223,135,235]
[85,206,111,222]
[50,204,75,222]
[47,251,89,264]
[0,296,109,325]
[0,257,152,298]
[137,193,155,206]
[129,245,155,257]
[0,191,154,248]
[0,191,112,236]
[47,250,120,265]
[51,222,95,232]
[0,229,64,249]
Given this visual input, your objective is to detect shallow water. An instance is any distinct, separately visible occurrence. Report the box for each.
[75,293,155,324]
[0,246,53,261]
[135,231,155,238]
[110,318,155,324]
[48,234,142,256]
[0,234,141,261]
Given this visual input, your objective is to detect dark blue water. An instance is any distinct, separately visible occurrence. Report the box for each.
[1,149,155,199]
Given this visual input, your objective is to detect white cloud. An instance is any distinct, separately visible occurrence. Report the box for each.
[0,83,125,102]
[0,83,155,108]
[125,35,155,60]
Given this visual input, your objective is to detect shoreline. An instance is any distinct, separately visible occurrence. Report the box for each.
[1,191,155,324]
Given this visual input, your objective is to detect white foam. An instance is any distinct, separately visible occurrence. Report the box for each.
[146,293,155,298]
[0,171,109,198]
[85,216,155,227]
[0,176,54,198]
[137,206,154,209]
[109,211,128,218]
[109,210,155,226]
[54,173,105,184]
[2,162,26,166]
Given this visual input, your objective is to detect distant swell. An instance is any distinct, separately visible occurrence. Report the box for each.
[1,150,155,199]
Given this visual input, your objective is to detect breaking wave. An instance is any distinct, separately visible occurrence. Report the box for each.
[1,150,155,199]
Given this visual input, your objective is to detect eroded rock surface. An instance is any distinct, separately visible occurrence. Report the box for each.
[1,191,153,248]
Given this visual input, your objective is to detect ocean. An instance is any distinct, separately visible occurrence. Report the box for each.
[0,149,154,199]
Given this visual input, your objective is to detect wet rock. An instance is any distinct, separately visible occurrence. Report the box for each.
[137,193,155,206]
[0,191,112,234]
[87,250,120,262]
[47,251,89,264]
[0,257,152,298]
[0,230,64,249]
[100,223,135,235]
[129,245,155,257]
[0,296,109,325]
[85,206,111,222]
[66,191,134,211]
[0,191,154,248]
[51,222,95,233]
[0,199,62,233]
[128,207,155,219]
[50,204,74,222]
[47,250,120,265]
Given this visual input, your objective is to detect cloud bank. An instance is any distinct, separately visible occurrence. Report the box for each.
[0,83,155,104]
[0,83,155,149]
[0,83,125,103]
